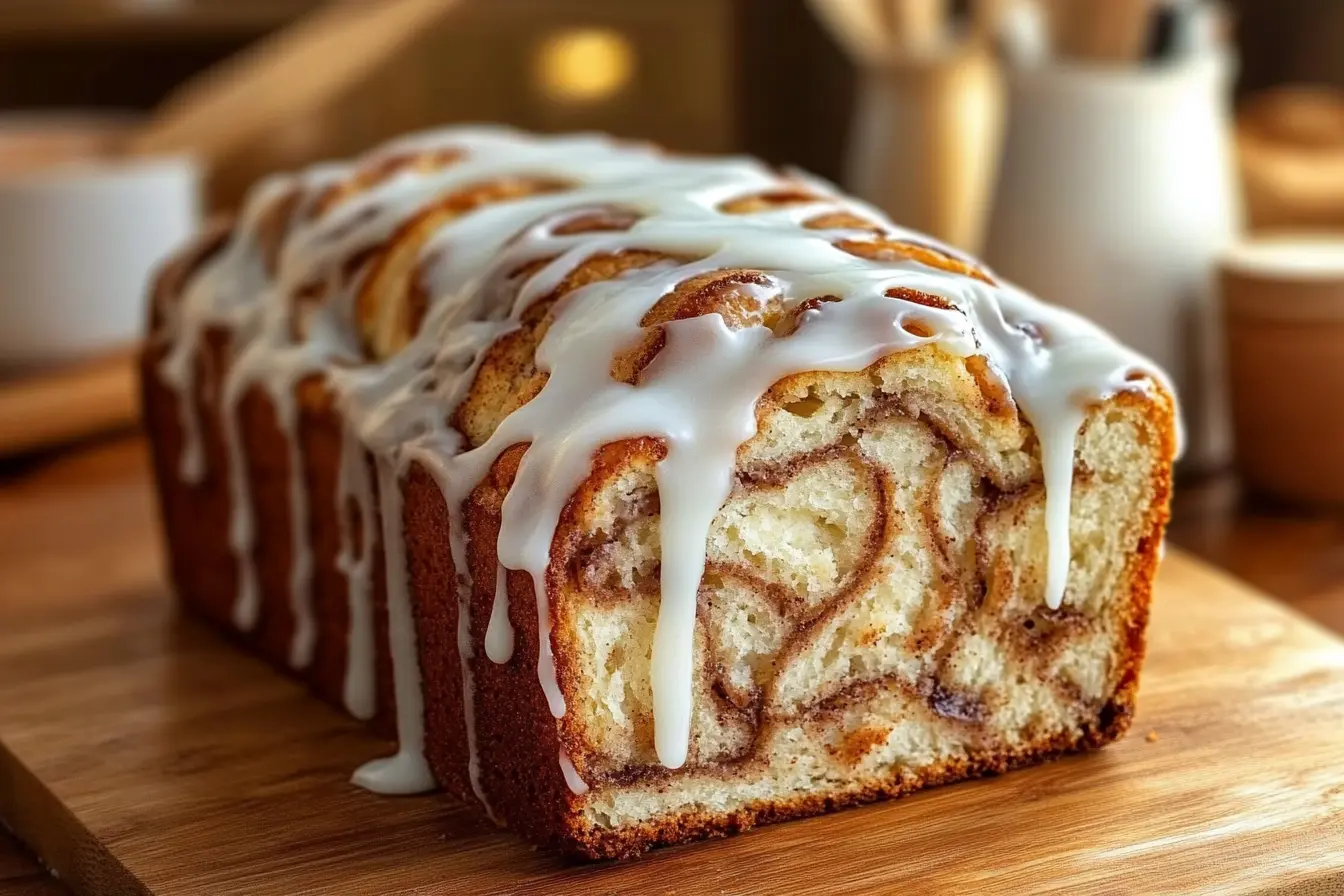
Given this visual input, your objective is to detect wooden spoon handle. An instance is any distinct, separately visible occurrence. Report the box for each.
[1049,0,1158,63]
[886,0,949,54]
[0,350,137,459]
[808,0,895,65]
[127,0,460,163]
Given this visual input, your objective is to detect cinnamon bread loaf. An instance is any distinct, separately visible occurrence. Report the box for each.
[141,127,1177,858]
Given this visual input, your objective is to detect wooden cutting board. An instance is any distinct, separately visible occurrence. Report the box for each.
[0,439,1342,896]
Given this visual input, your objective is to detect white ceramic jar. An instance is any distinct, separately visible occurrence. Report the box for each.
[983,52,1242,472]
[0,115,201,370]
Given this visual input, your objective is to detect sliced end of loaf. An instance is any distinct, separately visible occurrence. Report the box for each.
[442,335,1172,857]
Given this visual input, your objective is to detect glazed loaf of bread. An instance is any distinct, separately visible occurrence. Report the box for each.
[141,128,1177,858]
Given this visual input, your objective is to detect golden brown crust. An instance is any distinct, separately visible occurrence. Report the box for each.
[839,237,996,284]
[452,249,689,448]
[311,147,465,218]
[142,336,401,737]
[355,177,572,358]
[141,330,239,634]
[146,218,233,336]
[298,378,365,719]
[560,701,1135,860]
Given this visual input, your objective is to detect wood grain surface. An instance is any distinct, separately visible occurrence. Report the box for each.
[0,351,138,461]
[1169,474,1344,637]
[0,439,1343,896]
[0,830,61,896]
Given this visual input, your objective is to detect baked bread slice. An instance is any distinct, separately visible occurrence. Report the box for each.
[142,127,1177,858]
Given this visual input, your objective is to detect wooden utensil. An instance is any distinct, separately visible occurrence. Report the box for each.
[808,0,899,64]
[882,0,950,54]
[1048,0,1158,63]
[126,0,461,167]
[1237,86,1344,231]
[0,349,137,459]
[967,0,1015,45]
[1046,0,1225,64]
[847,51,1002,250]
[811,0,1003,250]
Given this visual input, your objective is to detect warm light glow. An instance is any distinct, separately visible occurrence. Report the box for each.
[534,28,635,104]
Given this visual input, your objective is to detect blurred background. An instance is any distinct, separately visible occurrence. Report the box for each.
[1,0,1342,193]
[1,0,1344,505]
[1,0,1341,206]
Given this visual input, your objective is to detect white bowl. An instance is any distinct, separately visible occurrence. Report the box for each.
[0,114,201,370]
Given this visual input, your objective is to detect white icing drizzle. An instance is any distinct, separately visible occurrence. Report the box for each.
[219,352,261,631]
[284,393,316,668]
[219,300,323,665]
[953,282,1172,610]
[155,126,1177,807]
[158,176,297,485]
[485,563,514,664]
[337,423,377,720]
[559,748,589,796]
[351,460,435,794]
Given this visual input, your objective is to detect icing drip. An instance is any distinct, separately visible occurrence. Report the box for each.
[337,424,377,720]
[485,564,514,664]
[396,437,499,808]
[643,300,959,766]
[451,503,494,818]
[155,126,1178,806]
[558,749,589,796]
[959,284,1170,609]
[159,340,206,483]
[351,460,435,794]
[219,302,324,664]
[461,617,493,816]
[1040,419,1084,611]
[219,349,261,631]
[284,396,316,668]
[159,176,299,486]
